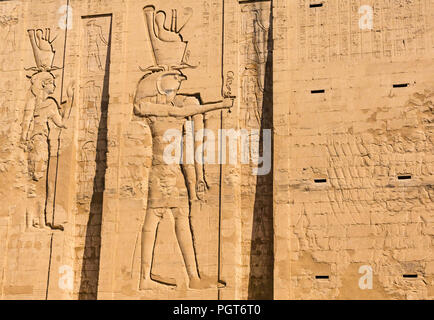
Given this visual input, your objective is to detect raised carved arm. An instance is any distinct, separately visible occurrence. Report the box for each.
[134,97,233,118]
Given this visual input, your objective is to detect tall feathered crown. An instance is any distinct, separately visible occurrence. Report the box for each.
[142,6,195,71]
[26,28,61,72]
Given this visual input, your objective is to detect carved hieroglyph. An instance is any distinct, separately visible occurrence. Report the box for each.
[0,3,18,72]
[239,1,273,299]
[75,14,112,300]
[133,5,234,290]
[240,5,270,129]
[21,29,75,230]
[0,0,433,301]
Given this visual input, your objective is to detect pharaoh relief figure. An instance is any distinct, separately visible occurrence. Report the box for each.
[85,19,108,73]
[241,8,270,128]
[134,6,234,290]
[20,29,75,230]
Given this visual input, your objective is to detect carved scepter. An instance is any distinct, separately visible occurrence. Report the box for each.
[218,0,237,298]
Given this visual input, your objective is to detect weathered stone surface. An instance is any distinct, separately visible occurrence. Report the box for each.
[0,0,432,300]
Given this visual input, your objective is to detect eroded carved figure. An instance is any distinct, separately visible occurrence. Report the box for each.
[85,19,108,73]
[240,7,270,128]
[135,6,234,290]
[0,14,18,55]
[21,29,75,230]
[0,10,18,71]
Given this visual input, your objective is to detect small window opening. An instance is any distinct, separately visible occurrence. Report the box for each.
[311,89,325,94]
[398,175,412,180]
[314,179,327,183]
[393,83,409,88]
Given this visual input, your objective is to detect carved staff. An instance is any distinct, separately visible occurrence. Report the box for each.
[218,0,237,299]
[51,1,72,229]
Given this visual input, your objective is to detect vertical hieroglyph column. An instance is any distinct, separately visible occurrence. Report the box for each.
[74,14,112,300]
[272,0,292,300]
[219,0,242,300]
[0,0,23,299]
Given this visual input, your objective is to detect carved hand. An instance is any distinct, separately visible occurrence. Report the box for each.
[66,80,76,99]
[223,97,235,109]
[196,178,208,200]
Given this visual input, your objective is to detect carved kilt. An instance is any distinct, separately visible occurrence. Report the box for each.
[146,113,189,210]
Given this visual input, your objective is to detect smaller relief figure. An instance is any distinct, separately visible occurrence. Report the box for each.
[77,141,97,202]
[21,29,75,230]
[242,69,263,128]
[240,7,270,129]
[0,14,18,55]
[0,80,12,116]
[85,19,108,73]
[0,13,18,71]
[252,10,269,92]
[82,80,102,138]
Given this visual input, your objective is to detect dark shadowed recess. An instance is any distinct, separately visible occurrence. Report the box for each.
[78,19,112,300]
[248,6,274,300]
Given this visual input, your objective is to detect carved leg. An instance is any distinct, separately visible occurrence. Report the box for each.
[45,157,65,231]
[45,160,55,227]
[139,208,163,290]
[36,198,48,229]
[32,179,50,230]
[29,135,51,230]
[171,207,199,279]
[95,52,103,70]
[172,207,225,290]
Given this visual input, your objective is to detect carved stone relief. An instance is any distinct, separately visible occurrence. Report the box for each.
[239,1,274,299]
[132,5,234,291]
[240,4,270,129]
[75,14,112,300]
[21,28,75,230]
[0,0,432,301]
[85,19,109,73]
[0,3,18,71]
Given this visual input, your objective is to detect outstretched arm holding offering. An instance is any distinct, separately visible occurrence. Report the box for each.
[134,97,234,118]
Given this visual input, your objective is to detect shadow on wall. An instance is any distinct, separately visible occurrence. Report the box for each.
[78,21,112,300]
[248,7,274,300]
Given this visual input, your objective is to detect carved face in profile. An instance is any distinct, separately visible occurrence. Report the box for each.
[31,71,56,96]
[157,72,187,103]
[42,76,56,95]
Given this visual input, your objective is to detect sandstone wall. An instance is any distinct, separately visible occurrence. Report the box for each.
[274,0,434,299]
[0,0,273,300]
[0,0,432,300]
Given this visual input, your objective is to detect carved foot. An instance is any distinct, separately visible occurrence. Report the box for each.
[188,276,226,290]
[150,273,177,287]
[30,212,50,230]
[30,217,64,231]
[139,275,177,291]
[139,278,156,291]
[32,221,51,230]
[46,222,65,231]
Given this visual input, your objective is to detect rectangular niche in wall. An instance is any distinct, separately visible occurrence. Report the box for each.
[239,0,274,300]
[76,14,112,300]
